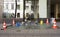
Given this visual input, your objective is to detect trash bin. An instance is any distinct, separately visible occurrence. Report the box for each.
[16,22,21,27]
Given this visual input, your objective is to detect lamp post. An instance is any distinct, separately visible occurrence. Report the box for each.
[15,0,17,18]
[23,0,25,21]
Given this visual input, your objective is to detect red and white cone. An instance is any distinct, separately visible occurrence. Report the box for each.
[53,19,56,24]
[52,19,58,29]
[12,19,15,26]
[46,19,49,25]
[3,21,7,31]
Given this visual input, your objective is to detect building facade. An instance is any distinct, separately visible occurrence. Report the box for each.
[3,0,47,18]
[3,0,23,18]
[1,0,60,19]
[0,0,3,18]
[4,0,15,18]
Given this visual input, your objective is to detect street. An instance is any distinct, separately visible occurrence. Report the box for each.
[0,22,60,37]
[1,0,60,37]
[0,29,60,37]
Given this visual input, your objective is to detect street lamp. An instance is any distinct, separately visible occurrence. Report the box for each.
[15,0,17,18]
[23,0,25,21]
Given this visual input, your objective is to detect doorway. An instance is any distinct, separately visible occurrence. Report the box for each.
[25,0,39,19]
[50,4,55,18]
[50,0,60,19]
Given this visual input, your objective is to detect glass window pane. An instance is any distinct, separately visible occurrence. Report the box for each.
[11,4,14,9]
[17,0,20,2]
[6,3,8,9]
[17,5,20,10]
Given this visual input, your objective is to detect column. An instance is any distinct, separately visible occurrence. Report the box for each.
[34,0,38,18]
[29,1,31,11]
[20,0,24,18]
[47,0,51,18]
[56,4,58,19]
[0,0,3,18]
[39,0,47,18]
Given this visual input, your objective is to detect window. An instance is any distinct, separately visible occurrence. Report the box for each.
[11,4,14,9]
[25,6,29,10]
[17,13,20,17]
[26,13,29,17]
[25,1,31,3]
[17,5,20,10]
[2,13,6,18]
[6,4,8,9]
[17,0,20,2]
[11,0,14,1]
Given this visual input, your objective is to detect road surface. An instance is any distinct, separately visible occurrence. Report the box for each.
[0,22,60,37]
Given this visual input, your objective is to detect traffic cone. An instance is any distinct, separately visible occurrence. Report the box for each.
[12,19,15,26]
[53,19,56,24]
[52,19,58,29]
[46,19,49,25]
[3,21,7,31]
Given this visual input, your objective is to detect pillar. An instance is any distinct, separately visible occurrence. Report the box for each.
[20,0,24,18]
[47,0,51,18]
[39,0,47,18]
[56,4,58,19]
[34,0,39,18]
[0,0,3,18]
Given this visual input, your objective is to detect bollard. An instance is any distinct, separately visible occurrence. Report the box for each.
[40,20,43,25]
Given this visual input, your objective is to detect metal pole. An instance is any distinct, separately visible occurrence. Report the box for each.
[23,0,25,21]
[15,0,17,18]
[47,0,51,18]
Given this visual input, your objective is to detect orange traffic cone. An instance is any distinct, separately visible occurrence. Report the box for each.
[12,19,15,26]
[3,21,7,31]
[53,19,56,24]
[46,19,49,25]
[52,19,58,29]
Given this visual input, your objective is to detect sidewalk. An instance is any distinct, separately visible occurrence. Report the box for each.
[0,29,60,37]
